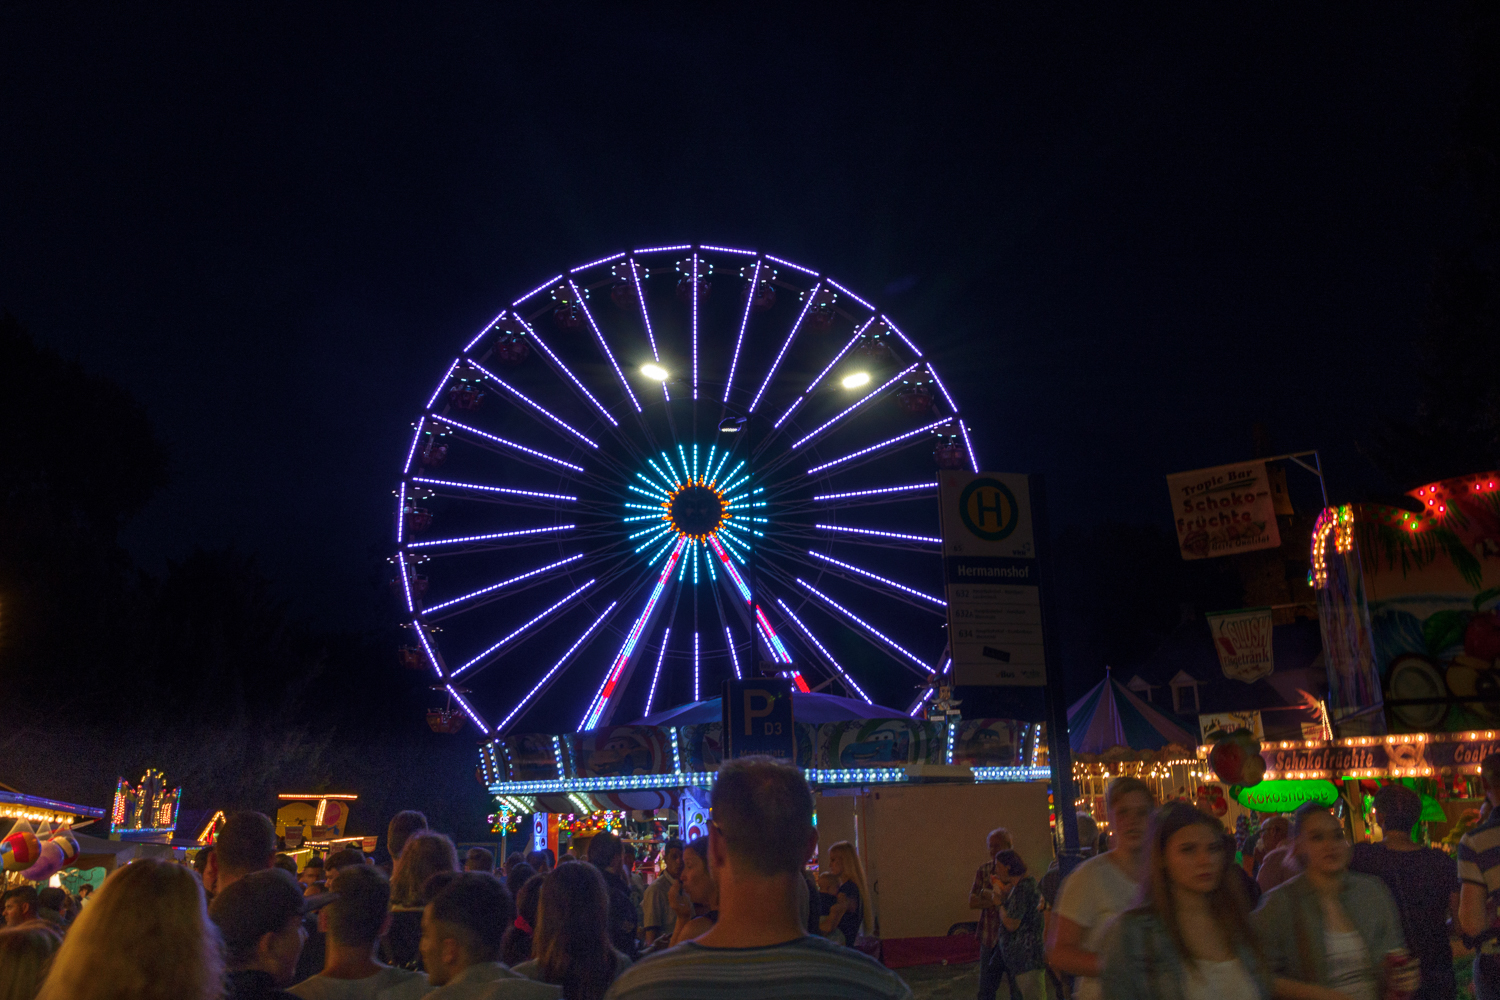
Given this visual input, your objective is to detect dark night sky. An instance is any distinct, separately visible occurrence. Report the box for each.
[2,6,1472,718]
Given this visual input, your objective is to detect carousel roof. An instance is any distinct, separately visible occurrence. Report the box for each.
[1067,670,1197,754]
[631,691,907,727]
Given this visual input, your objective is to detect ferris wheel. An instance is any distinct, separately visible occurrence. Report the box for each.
[392,244,979,738]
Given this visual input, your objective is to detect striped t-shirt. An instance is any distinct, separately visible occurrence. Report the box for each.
[1459,813,1500,951]
[603,934,912,1000]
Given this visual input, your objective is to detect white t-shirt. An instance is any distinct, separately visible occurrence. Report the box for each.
[1324,929,1377,1000]
[1052,852,1141,1000]
[289,967,430,1000]
[1182,958,1260,1000]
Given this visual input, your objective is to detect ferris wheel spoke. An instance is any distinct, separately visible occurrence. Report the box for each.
[805,416,955,477]
[957,419,981,473]
[409,476,577,506]
[444,686,491,735]
[691,252,702,401]
[431,415,585,475]
[748,281,822,415]
[449,579,599,680]
[422,553,587,618]
[571,279,643,416]
[784,362,919,456]
[494,600,622,735]
[406,524,577,554]
[793,577,933,676]
[722,259,762,408]
[805,523,941,549]
[579,538,689,731]
[466,359,600,450]
[771,596,872,703]
[513,316,620,429]
[905,652,953,718]
[805,550,947,611]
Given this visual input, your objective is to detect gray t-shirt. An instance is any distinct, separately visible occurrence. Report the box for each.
[604,935,911,1000]
[289,967,429,1000]
[641,873,679,940]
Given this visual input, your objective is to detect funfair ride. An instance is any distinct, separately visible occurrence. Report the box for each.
[392,244,975,737]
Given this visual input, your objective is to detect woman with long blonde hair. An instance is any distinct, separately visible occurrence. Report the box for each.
[36,857,223,1000]
[820,841,869,942]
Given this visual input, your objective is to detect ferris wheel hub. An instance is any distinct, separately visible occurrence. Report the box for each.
[667,484,726,538]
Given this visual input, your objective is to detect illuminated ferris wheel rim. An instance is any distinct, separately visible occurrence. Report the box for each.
[393,242,976,739]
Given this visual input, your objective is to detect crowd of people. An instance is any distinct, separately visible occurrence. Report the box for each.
[964,754,1500,1000]
[0,756,911,1000]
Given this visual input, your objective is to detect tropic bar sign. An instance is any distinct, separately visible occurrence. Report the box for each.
[1197,731,1500,781]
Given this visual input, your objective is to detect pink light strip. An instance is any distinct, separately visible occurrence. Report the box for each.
[881,316,923,358]
[445,685,490,734]
[825,278,874,312]
[513,275,563,306]
[571,279,642,414]
[750,281,822,413]
[407,525,575,549]
[627,259,659,360]
[644,627,671,716]
[723,259,761,404]
[808,550,947,605]
[515,316,618,427]
[454,579,597,676]
[958,420,980,473]
[432,414,584,473]
[774,598,871,702]
[581,538,687,730]
[792,363,918,450]
[572,251,626,271]
[765,254,818,277]
[411,477,576,502]
[796,578,929,670]
[700,244,757,256]
[928,365,959,414]
[813,524,941,544]
[495,601,618,733]
[807,417,952,475]
[724,626,741,679]
[425,358,461,410]
[635,244,692,254]
[424,553,586,614]
[691,254,699,400]
[812,482,934,501]
[466,309,506,352]
[468,360,599,449]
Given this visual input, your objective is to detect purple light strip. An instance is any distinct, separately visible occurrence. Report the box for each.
[572,251,626,272]
[691,254,699,400]
[453,579,597,676]
[814,524,941,544]
[469,361,599,449]
[411,477,576,502]
[749,281,822,413]
[724,626,741,679]
[581,538,687,729]
[792,363,918,450]
[723,259,761,404]
[626,259,659,360]
[407,524,575,549]
[772,395,804,430]
[808,551,947,605]
[397,555,416,614]
[513,274,563,306]
[774,598,872,702]
[694,631,700,701]
[571,279,642,414]
[515,316,618,428]
[807,417,952,474]
[909,690,932,718]
[402,421,425,474]
[432,414,585,472]
[425,358,461,410]
[881,316,923,358]
[466,309,506,352]
[634,244,692,254]
[765,253,818,277]
[812,482,935,501]
[414,622,443,678]
[644,627,670,716]
[424,553,585,614]
[396,482,407,544]
[445,685,490,734]
[825,278,874,312]
[806,319,873,391]
[928,366,959,414]
[795,578,929,669]
[700,244,756,256]
[958,420,979,473]
[495,601,618,732]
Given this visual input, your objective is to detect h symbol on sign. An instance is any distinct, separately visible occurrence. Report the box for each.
[976,490,1000,530]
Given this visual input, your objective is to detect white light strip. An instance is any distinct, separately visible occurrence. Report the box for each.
[808,550,947,606]
[432,415,584,472]
[453,580,597,676]
[812,482,935,502]
[750,281,821,413]
[807,417,951,475]
[412,477,576,502]
[792,363,918,449]
[796,578,929,669]
[424,553,586,614]
[571,279,643,414]
[724,259,761,404]
[774,598,871,702]
[814,524,940,545]
[484,768,909,796]
[495,602,618,733]
[408,525,575,549]
[513,274,563,306]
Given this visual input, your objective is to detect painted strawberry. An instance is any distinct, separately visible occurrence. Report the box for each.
[1466,609,1500,664]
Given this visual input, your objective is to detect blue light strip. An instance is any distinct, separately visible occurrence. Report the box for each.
[485,767,911,796]
[972,767,1052,782]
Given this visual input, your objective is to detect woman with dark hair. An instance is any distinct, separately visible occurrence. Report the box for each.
[991,850,1045,1000]
[1101,801,1271,1000]
[505,862,536,906]
[513,863,630,1000]
[502,872,544,967]
[667,837,718,946]
[1252,801,1417,1000]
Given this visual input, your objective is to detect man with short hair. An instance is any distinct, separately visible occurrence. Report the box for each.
[209,811,278,894]
[290,865,428,1000]
[641,838,684,946]
[385,810,428,871]
[35,886,69,926]
[1460,752,1500,998]
[605,756,911,1000]
[588,831,640,958]
[300,856,326,888]
[1,886,38,927]
[464,847,495,873]
[211,868,319,1000]
[418,873,560,998]
[1255,814,1300,892]
[325,847,366,872]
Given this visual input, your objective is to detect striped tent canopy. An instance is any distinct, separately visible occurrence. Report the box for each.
[1068,669,1196,754]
